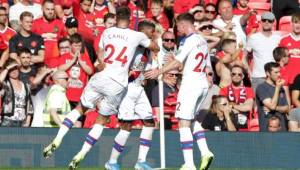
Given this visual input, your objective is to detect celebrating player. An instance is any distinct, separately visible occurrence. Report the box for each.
[145,13,214,170]
[43,7,159,170]
[104,20,156,170]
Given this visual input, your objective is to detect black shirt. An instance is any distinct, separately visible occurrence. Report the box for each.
[9,32,44,55]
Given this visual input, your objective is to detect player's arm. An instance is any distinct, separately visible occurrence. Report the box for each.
[148,40,160,53]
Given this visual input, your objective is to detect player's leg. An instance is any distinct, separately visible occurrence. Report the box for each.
[192,87,214,170]
[176,87,197,170]
[43,102,88,158]
[105,120,132,170]
[134,87,155,170]
[69,78,126,170]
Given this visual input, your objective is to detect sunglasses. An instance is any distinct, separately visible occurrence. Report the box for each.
[200,25,213,31]
[231,72,243,77]
[194,10,204,14]
[58,77,68,80]
[163,38,175,43]
[167,73,180,77]
[261,19,274,23]
[219,102,228,106]
[206,72,213,76]
[205,10,216,14]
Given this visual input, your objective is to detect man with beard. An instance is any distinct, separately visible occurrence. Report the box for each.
[32,0,66,68]
[219,65,254,130]
[256,62,289,131]
[246,12,281,93]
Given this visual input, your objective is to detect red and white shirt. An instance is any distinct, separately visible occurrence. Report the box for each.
[0,26,16,50]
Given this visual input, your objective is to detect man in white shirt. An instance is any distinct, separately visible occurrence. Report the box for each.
[246,12,281,92]
[9,0,42,31]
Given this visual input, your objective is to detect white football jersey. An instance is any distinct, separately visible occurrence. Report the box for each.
[99,27,151,87]
[176,33,210,82]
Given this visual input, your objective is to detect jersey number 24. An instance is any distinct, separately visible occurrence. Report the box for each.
[104,44,128,66]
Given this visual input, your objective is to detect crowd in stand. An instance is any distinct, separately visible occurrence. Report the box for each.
[0,0,300,132]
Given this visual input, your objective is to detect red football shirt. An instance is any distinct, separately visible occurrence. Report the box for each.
[279,34,300,85]
[93,26,105,52]
[233,8,259,35]
[146,12,170,31]
[32,18,66,67]
[173,0,199,15]
[128,2,146,30]
[219,85,255,103]
[94,5,109,26]
[76,9,96,43]
[58,52,94,102]
[0,26,16,50]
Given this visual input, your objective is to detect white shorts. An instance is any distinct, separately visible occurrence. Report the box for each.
[118,82,153,121]
[175,80,209,120]
[80,72,126,116]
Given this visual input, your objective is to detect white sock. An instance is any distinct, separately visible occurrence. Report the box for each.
[109,129,131,164]
[79,124,104,156]
[55,109,81,142]
[137,126,154,162]
[193,121,210,156]
[179,127,194,167]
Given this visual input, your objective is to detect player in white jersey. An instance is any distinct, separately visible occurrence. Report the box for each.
[104,20,156,170]
[42,7,159,170]
[145,13,214,170]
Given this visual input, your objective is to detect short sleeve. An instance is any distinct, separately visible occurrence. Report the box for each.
[8,35,17,53]
[137,32,151,48]
[256,84,270,102]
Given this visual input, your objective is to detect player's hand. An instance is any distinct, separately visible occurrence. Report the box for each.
[144,69,160,79]
[276,79,285,87]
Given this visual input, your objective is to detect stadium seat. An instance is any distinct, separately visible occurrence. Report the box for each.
[248,111,259,132]
[248,2,271,15]
[279,16,292,32]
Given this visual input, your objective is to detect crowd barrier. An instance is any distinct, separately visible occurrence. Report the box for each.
[0,127,299,169]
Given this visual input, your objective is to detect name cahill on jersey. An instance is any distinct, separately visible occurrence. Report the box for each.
[108,33,129,42]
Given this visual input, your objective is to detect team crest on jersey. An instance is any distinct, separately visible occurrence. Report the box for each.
[17,42,23,47]
[31,41,37,48]
[53,26,59,33]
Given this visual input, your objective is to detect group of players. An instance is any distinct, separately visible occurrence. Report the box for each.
[42,6,214,170]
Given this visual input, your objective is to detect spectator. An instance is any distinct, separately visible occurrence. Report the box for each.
[0,60,33,127]
[151,69,180,129]
[58,33,94,127]
[288,108,300,132]
[91,0,116,27]
[279,13,300,86]
[58,38,71,56]
[43,70,71,127]
[65,17,97,63]
[246,12,281,93]
[189,4,205,21]
[232,0,258,36]
[291,74,300,108]
[219,65,254,130]
[9,11,45,65]
[215,38,243,87]
[76,0,96,43]
[173,0,199,16]
[256,62,289,131]
[212,0,252,47]
[195,66,220,121]
[9,0,42,31]
[32,0,67,68]
[204,3,217,21]
[196,20,222,51]
[0,6,16,68]
[147,0,169,31]
[201,95,237,131]
[272,0,300,29]
[273,46,291,108]
[155,31,176,68]
[267,115,282,132]
[60,1,74,23]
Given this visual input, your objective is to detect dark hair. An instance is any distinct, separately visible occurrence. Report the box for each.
[264,62,280,73]
[176,13,195,24]
[104,13,116,23]
[20,11,33,21]
[230,64,244,73]
[209,95,228,114]
[17,47,31,56]
[69,33,84,53]
[116,6,131,22]
[151,0,163,5]
[138,20,155,31]
[273,46,288,62]
[292,12,300,23]
[206,3,217,10]
[80,0,92,3]
[42,0,54,6]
